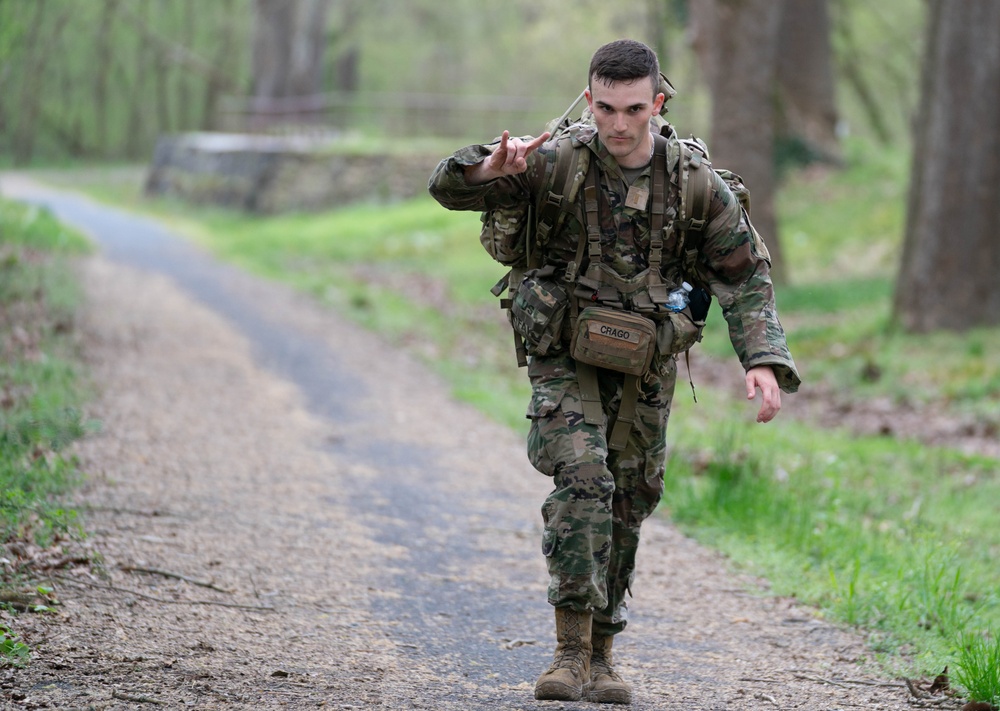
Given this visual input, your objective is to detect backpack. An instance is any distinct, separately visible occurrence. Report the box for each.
[483,75,739,367]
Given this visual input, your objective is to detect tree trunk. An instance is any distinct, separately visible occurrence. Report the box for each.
[153,0,173,136]
[775,0,840,164]
[831,4,892,145]
[252,0,331,100]
[331,0,360,93]
[124,0,151,158]
[645,0,670,73]
[94,0,118,156]
[893,0,1000,333]
[202,0,238,130]
[179,0,196,131]
[691,0,786,282]
[12,0,48,165]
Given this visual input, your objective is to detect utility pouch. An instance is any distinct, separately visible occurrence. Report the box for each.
[656,307,706,356]
[509,269,568,356]
[571,307,657,376]
[479,204,530,267]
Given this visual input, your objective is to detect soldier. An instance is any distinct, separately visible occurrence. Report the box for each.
[428,39,799,704]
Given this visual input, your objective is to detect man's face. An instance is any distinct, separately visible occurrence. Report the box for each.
[585,77,664,169]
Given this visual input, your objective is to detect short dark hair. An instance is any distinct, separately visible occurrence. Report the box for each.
[588,39,660,93]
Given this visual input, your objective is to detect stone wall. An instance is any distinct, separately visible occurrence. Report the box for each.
[145,132,441,214]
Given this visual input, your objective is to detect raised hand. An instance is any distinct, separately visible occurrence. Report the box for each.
[466,130,551,185]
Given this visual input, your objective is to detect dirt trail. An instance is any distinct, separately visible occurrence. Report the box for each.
[0,175,920,709]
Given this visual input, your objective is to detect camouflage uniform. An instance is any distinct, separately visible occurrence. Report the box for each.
[428,125,799,637]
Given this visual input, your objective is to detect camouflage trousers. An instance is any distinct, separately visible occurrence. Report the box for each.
[526,351,676,637]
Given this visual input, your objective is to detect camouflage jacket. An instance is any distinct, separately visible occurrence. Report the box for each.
[428,125,801,393]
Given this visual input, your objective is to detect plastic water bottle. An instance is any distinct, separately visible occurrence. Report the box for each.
[664,282,693,312]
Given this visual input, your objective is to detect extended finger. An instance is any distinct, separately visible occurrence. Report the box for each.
[526,131,552,153]
[499,131,513,164]
[488,131,512,172]
[502,135,525,170]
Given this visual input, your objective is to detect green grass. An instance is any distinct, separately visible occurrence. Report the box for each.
[661,404,1000,677]
[32,134,1000,701]
[0,622,30,668]
[954,631,1000,705]
[0,199,92,547]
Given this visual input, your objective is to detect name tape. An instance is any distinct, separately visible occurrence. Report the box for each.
[589,321,640,344]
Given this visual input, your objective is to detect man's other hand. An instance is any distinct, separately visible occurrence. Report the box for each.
[746,365,781,423]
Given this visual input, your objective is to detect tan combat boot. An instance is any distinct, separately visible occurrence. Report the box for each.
[534,607,593,701]
[589,633,632,704]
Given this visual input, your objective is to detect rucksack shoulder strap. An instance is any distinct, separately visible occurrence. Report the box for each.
[650,133,670,236]
[675,137,714,276]
[534,130,591,247]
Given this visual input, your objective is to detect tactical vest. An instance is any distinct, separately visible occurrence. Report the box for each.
[482,85,757,449]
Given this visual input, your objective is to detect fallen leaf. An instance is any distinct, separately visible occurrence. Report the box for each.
[959,702,995,711]
[928,666,949,694]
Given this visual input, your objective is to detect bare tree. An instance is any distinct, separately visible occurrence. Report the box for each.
[330,0,360,93]
[252,0,331,99]
[124,0,152,157]
[690,0,786,282]
[831,1,892,145]
[153,1,172,136]
[179,0,197,130]
[202,0,239,130]
[94,0,118,155]
[893,0,1000,332]
[644,0,671,73]
[12,0,71,165]
[775,0,841,164]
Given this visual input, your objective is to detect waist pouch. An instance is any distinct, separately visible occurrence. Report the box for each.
[509,270,569,356]
[479,205,529,266]
[571,307,657,376]
[656,307,706,355]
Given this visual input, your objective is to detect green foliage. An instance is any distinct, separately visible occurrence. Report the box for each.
[0,0,923,162]
[954,631,1000,705]
[0,200,91,254]
[656,135,999,686]
[0,0,253,163]
[780,137,910,284]
[0,199,91,546]
[0,623,30,668]
[830,0,926,144]
[660,414,1000,674]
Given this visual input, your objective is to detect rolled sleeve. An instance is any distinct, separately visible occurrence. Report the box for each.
[699,176,801,393]
[428,143,531,212]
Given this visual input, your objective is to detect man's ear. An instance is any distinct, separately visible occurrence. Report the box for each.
[585,88,593,111]
[652,92,665,116]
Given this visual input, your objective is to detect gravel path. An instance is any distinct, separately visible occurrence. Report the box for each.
[0,175,919,709]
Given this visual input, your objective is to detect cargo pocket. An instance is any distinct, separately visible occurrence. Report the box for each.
[630,441,667,527]
[541,524,558,558]
[526,388,566,477]
[540,498,560,558]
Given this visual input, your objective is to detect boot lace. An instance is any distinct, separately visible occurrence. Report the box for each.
[591,645,622,680]
[551,642,587,671]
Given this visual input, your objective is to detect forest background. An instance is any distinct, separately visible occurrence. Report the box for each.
[0,0,920,167]
[1,0,999,705]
